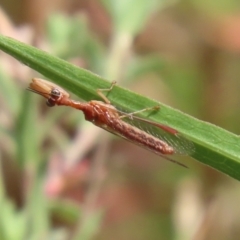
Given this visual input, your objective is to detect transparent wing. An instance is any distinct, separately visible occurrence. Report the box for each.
[117,110,195,156]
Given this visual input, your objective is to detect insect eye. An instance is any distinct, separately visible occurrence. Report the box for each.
[51,88,61,97]
[46,99,55,107]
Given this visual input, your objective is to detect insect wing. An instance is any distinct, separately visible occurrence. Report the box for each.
[119,112,194,155]
[98,119,187,168]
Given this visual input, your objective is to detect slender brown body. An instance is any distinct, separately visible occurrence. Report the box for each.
[59,98,174,155]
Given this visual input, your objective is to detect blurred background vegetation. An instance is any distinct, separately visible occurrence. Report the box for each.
[0,0,240,239]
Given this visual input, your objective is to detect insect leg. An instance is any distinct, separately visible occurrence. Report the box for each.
[96,81,117,104]
[119,105,160,119]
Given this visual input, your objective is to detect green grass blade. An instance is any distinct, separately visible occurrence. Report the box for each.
[0,35,240,180]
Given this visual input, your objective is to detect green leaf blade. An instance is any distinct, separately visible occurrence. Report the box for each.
[0,35,240,180]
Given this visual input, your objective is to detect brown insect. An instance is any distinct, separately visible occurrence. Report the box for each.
[27,78,194,167]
